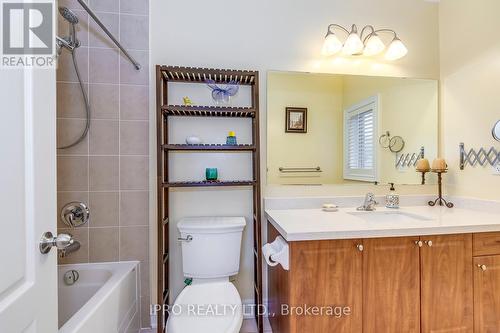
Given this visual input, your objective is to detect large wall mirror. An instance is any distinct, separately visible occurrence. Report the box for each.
[267,71,438,185]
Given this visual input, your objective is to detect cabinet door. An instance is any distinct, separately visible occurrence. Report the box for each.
[474,255,500,333]
[420,234,473,333]
[290,239,363,333]
[363,237,421,333]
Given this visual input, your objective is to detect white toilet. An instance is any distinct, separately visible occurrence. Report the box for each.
[167,216,246,333]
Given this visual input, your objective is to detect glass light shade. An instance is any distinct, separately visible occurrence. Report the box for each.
[363,34,385,56]
[321,33,343,56]
[342,32,364,55]
[385,38,408,60]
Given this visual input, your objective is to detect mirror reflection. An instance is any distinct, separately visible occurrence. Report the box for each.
[267,71,438,185]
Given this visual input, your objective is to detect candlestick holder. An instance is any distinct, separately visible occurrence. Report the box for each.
[418,170,429,185]
[428,170,454,208]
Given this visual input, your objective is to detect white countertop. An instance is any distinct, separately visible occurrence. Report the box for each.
[265,205,500,241]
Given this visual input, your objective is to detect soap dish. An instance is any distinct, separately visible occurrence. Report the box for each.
[322,203,339,212]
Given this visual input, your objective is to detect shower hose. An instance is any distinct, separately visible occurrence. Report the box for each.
[57,48,90,150]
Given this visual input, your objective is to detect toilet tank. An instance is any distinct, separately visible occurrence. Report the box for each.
[177,217,246,279]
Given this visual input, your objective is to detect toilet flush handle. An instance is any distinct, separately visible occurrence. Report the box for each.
[177,235,193,242]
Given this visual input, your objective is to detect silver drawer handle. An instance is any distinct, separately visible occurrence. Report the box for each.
[177,235,193,242]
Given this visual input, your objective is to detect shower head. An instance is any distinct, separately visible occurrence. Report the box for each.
[59,7,79,24]
[57,7,80,50]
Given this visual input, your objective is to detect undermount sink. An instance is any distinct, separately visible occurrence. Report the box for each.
[347,210,434,222]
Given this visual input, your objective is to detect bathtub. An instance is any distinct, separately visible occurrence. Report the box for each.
[58,261,140,333]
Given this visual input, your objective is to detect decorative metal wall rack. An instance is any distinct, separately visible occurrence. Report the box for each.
[396,147,425,168]
[459,143,500,170]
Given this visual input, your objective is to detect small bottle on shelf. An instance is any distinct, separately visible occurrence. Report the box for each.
[226,131,237,145]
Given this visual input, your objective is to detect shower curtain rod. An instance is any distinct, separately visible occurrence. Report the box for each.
[76,0,141,70]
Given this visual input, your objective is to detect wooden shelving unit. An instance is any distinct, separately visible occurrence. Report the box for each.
[156,66,263,333]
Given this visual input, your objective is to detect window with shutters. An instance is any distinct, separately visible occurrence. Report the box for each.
[343,95,379,182]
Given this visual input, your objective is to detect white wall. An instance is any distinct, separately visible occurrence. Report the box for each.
[439,0,500,200]
[150,0,440,304]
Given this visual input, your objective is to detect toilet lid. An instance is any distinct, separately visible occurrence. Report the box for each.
[167,281,243,333]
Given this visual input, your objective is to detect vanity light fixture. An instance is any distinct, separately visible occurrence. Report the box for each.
[321,24,408,60]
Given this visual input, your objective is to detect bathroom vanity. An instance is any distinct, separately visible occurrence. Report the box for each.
[265,203,500,333]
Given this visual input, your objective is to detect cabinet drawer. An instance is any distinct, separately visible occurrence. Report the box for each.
[473,232,500,256]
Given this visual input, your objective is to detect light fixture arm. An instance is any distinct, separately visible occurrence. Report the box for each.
[360,25,376,41]
[326,23,350,37]
[363,28,398,44]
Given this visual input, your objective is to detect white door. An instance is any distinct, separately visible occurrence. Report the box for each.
[0,66,58,331]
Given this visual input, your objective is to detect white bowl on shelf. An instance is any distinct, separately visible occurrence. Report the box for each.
[186,136,202,145]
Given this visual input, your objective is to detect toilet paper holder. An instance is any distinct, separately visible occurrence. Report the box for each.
[262,236,289,270]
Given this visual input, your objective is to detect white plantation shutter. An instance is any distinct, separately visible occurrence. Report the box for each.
[344,96,378,182]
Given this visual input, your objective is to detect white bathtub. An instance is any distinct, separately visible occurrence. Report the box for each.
[58,261,140,333]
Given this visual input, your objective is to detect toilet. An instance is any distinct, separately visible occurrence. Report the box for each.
[167,216,246,333]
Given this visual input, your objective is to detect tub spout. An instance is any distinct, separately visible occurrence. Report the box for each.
[58,240,81,258]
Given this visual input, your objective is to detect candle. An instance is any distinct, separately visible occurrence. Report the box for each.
[416,158,431,172]
[432,158,447,172]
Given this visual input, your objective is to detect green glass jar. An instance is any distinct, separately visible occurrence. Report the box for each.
[205,168,218,181]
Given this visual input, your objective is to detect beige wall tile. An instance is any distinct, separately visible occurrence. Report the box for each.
[58,227,89,264]
[57,118,89,155]
[120,50,148,85]
[90,120,119,155]
[89,192,119,227]
[89,227,119,261]
[57,46,89,83]
[120,191,148,226]
[57,82,89,119]
[57,192,89,229]
[120,85,148,120]
[57,156,89,191]
[120,121,148,155]
[90,156,119,191]
[89,84,119,119]
[120,156,148,190]
[89,0,118,13]
[120,0,148,15]
[58,9,89,47]
[90,48,119,84]
[89,12,119,49]
[120,15,149,50]
[57,3,150,328]
[120,226,148,261]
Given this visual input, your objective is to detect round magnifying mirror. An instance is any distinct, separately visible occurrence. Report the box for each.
[389,136,405,153]
[493,120,500,142]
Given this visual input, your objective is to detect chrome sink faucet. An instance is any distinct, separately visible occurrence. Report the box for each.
[357,193,378,211]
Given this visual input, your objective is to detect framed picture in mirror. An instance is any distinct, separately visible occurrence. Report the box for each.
[286,107,307,133]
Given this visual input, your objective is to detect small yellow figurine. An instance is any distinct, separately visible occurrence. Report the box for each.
[183,96,193,106]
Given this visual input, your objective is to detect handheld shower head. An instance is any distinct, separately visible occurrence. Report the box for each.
[58,7,80,50]
[59,7,79,24]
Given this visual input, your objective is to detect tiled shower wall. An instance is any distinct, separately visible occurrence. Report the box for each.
[56,0,150,328]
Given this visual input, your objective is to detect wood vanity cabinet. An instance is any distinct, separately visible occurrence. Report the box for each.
[473,232,500,333]
[268,222,480,333]
[268,224,363,333]
[420,234,473,333]
[363,237,421,333]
